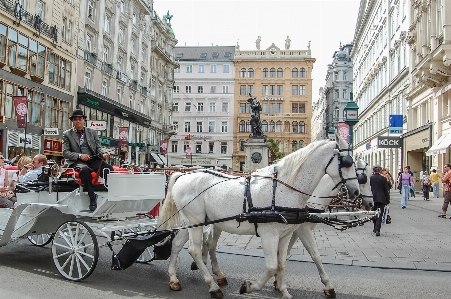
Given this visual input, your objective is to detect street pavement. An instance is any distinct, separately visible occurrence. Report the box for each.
[214,191,451,272]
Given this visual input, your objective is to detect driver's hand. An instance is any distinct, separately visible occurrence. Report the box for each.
[80,154,90,161]
[102,152,110,160]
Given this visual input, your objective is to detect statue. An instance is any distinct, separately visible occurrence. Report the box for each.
[256,36,261,50]
[163,10,173,23]
[308,40,311,50]
[236,41,240,51]
[247,95,264,138]
[285,36,291,50]
[250,115,263,137]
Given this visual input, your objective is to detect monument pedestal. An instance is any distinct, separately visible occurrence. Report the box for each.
[243,137,270,172]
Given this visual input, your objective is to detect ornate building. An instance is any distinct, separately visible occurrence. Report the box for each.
[233,42,315,171]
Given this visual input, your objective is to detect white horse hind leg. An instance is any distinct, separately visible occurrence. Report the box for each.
[168,229,189,291]
[207,225,227,285]
[273,232,295,299]
[295,224,336,298]
[187,226,223,298]
[274,230,298,290]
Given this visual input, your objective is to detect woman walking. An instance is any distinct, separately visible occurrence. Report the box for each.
[430,169,441,198]
[398,166,414,209]
[421,171,431,201]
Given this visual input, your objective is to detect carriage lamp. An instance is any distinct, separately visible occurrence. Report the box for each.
[344,92,359,148]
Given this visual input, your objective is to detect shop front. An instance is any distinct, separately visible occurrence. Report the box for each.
[7,130,40,161]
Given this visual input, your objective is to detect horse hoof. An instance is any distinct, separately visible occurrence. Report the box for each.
[169,281,182,291]
[273,280,280,291]
[209,289,223,298]
[191,261,198,270]
[324,289,336,298]
[239,281,250,294]
[217,277,228,285]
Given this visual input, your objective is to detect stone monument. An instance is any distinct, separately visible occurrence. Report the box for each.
[242,94,270,172]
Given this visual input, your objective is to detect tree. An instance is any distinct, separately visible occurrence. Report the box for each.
[267,138,285,163]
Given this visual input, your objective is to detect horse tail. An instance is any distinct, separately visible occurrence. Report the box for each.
[158,172,184,230]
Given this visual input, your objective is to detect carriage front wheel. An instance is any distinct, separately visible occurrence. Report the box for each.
[51,221,99,281]
[27,234,54,247]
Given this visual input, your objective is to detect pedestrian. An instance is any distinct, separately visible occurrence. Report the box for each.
[438,164,451,218]
[398,166,414,209]
[397,168,403,194]
[421,171,431,201]
[370,166,390,236]
[430,169,441,198]
[406,165,416,197]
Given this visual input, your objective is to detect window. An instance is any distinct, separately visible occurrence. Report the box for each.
[276,103,282,113]
[209,102,216,112]
[292,141,298,152]
[248,68,254,78]
[171,140,178,153]
[262,121,268,132]
[86,34,92,52]
[209,142,214,153]
[262,103,268,113]
[103,46,109,63]
[48,53,71,91]
[37,1,45,20]
[299,140,304,148]
[87,0,94,20]
[269,103,275,113]
[132,13,136,25]
[209,121,215,132]
[101,79,108,96]
[141,48,146,62]
[184,121,190,132]
[45,96,70,130]
[292,85,298,95]
[240,103,246,113]
[300,68,305,78]
[300,85,305,95]
[292,103,298,113]
[284,121,290,132]
[342,89,347,99]
[198,86,204,93]
[223,64,229,73]
[116,86,122,104]
[262,85,268,96]
[84,70,91,89]
[299,122,305,133]
[299,103,305,113]
[172,102,178,111]
[276,121,282,132]
[198,65,204,73]
[117,56,123,71]
[119,27,124,44]
[334,72,338,80]
[186,86,191,93]
[240,68,246,78]
[210,85,216,93]
[343,71,347,80]
[292,68,298,78]
[173,86,179,93]
[120,1,125,14]
[221,122,228,133]
[270,68,276,77]
[220,142,227,154]
[269,121,275,132]
[248,85,254,95]
[185,102,191,111]
[62,18,66,42]
[277,68,283,78]
[131,38,136,54]
[292,121,298,133]
[222,102,228,112]
[197,121,203,132]
[187,65,192,73]
[270,85,275,95]
[239,120,245,132]
[263,68,268,78]
[104,14,110,33]
[210,64,216,73]
[240,140,245,151]
[197,102,204,112]
[222,85,228,93]
[174,67,180,73]
[240,85,246,96]
[277,85,283,95]
[195,142,202,154]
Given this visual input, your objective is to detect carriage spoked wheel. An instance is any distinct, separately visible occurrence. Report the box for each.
[27,233,54,247]
[51,221,99,281]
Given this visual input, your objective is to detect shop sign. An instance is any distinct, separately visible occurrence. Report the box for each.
[377,136,401,148]
[17,133,32,148]
[128,142,145,147]
[338,123,350,143]
[86,98,100,106]
[119,127,128,146]
[44,128,59,136]
[180,158,212,165]
[43,138,63,156]
[191,134,212,140]
[261,97,283,101]
[87,120,106,131]
[13,96,27,128]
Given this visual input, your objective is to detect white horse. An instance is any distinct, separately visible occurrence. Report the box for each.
[158,136,360,299]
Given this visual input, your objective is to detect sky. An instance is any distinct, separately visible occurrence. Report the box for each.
[153,0,361,102]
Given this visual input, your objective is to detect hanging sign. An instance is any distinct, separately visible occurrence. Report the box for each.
[118,127,129,146]
[13,96,27,128]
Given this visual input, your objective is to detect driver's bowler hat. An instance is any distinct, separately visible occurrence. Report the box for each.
[69,109,87,121]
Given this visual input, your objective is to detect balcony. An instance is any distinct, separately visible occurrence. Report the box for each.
[151,40,174,63]
[102,62,113,75]
[117,71,128,83]
[129,80,138,90]
[141,86,148,96]
[162,124,177,139]
[84,51,97,65]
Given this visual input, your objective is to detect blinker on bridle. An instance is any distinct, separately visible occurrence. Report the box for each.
[355,161,369,184]
[325,144,358,191]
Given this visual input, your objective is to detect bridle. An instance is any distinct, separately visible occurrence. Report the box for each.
[325,144,358,194]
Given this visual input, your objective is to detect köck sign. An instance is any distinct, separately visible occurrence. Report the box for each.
[377,136,401,148]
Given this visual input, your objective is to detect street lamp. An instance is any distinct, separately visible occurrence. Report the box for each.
[328,126,336,141]
[344,92,359,148]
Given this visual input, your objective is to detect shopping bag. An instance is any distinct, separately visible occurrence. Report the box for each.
[382,205,391,225]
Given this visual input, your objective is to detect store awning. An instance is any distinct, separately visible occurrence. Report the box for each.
[156,154,168,166]
[426,134,451,156]
[150,153,164,165]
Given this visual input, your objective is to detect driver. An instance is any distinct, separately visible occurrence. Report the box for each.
[18,154,48,183]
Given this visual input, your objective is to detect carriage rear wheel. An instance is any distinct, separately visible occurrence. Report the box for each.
[51,221,99,281]
[27,234,54,247]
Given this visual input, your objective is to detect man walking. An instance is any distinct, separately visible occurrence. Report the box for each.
[370,166,390,236]
[62,109,113,211]
[439,164,451,218]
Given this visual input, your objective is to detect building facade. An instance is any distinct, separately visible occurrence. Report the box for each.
[170,46,235,168]
[233,42,315,171]
[351,0,410,177]
[0,0,79,161]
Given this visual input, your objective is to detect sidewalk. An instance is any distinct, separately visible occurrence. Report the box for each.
[215,191,451,272]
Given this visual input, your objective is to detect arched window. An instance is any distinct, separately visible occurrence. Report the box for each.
[299,121,305,133]
[300,67,306,78]
[269,120,275,132]
[240,68,246,78]
[284,121,290,132]
[270,68,276,78]
[248,68,254,78]
[263,68,268,78]
[292,140,298,152]
[239,120,245,132]
[292,121,298,133]
[262,120,268,132]
[240,139,245,151]
[277,68,283,78]
[246,120,251,132]
[292,68,298,78]
[299,140,304,148]
[276,121,282,132]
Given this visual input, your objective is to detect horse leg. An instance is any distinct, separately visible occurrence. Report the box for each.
[167,229,189,291]
[274,231,298,290]
[240,232,289,297]
[207,226,227,285]
[273,232,295,299]
[188,227,223,298]
[191,226,210,271]
[296,224,336,298]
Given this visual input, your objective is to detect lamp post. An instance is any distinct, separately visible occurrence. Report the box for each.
[343,92,359,148]
[327,126,336,141]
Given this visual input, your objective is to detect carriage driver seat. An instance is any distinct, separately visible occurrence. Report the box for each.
[60,165,130,186]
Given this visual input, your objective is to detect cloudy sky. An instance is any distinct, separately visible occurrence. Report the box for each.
[153,0,361,102]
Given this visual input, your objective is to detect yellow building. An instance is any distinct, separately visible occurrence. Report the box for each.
[232,43,315,170]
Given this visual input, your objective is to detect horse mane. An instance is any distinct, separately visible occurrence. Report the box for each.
[277,139,330,184]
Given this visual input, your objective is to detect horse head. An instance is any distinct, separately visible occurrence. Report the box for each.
[355,158,373,210]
